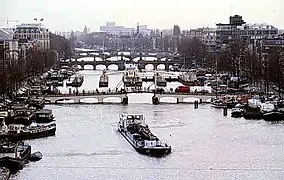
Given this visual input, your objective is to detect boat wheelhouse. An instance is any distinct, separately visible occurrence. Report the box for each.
[118,114,171,156]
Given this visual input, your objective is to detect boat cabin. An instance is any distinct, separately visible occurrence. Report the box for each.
[119,114,145,131]
[33,109,53,120]
[7,124,25,134]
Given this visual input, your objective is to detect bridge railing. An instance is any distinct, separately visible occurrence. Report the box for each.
[43,90,215,97]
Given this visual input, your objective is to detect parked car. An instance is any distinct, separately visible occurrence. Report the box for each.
[175,86,190,93]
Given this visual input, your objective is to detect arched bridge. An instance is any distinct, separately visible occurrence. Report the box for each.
[59,59,177,70]
[42,91,213,105]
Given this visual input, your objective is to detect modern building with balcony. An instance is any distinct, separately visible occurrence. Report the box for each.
[216,15,278,51]
[13,23,50,52]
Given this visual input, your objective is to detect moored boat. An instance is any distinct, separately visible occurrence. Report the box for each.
[231,104,245,118]
[29,151,42,162]
[99,70,109,87]
[211,99,226,108]
[118,114,171,156]
[0,120,56,141]
[30,109,54,123]
[263,110,284,122]
[0,140,31,172]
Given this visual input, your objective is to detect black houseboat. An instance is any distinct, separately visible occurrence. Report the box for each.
[118,114,171,156]
[31,109,54,123]
[0,120,56,141]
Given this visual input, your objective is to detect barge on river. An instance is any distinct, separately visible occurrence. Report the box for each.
[118,114,171,156]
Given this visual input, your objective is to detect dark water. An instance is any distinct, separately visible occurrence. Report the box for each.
[12,69,284,180]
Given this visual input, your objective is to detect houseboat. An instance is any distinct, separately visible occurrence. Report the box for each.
[67,74,84,87]
[0,140,31,172]
[0,120,56,141]
[99,70,109,87]
[123,70,142,88]
[7,109,34,126]
[118,114,171,156]
[30,109,54,123]
[231,104,245,118]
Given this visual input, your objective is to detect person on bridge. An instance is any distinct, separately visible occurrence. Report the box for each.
[82,89,85,95]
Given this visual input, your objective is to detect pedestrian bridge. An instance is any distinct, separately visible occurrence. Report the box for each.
[42,91,214,104]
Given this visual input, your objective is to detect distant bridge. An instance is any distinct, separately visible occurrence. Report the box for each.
[59,58,177,70]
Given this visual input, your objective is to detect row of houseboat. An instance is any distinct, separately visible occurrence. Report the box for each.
[0,90,56,172]
[211,94,284,121]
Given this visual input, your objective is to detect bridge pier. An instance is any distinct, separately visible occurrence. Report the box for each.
[152,95,159,105]
[118,64,125,71]
[121,96,128,105]
[165,63,170,71]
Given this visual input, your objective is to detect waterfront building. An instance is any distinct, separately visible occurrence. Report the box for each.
[13,23,50,52]
[189,27,217,53]
[216,15,278,51]
[0,29,21,66]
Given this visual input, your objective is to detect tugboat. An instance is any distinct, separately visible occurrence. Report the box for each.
[118,114,171,156]
[0,119,56,141]
[0,140,31,172]
[99,70,109,87]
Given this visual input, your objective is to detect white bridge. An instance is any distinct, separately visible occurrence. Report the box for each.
[43,92,128,104]
[154,93,213,104]
[42,91,214,104]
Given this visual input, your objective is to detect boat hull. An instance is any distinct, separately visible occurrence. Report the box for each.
[263,112,284,121]
[119,130,171,157]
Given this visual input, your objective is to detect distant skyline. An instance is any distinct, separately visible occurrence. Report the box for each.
[1,0,284,32]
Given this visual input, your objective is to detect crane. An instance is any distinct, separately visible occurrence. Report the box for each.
[0,18,18,28]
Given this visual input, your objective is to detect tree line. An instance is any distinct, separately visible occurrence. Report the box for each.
[178,37,284,89]
[0,33,73,98]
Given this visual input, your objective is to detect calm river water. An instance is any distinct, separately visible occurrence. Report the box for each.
[12,67,284,180]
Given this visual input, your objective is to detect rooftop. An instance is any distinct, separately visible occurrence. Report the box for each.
[0,29,12,41]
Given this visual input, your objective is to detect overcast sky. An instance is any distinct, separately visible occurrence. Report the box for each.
[1,0,283,32]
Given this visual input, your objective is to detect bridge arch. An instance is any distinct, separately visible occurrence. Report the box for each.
[95,64,107,70]
[55,98,75,104]
[80,98,99,104]
[159,97,179,103]
[103,96,123,103]
[108,64,119,70]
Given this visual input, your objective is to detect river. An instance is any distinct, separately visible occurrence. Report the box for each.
[11,67,284,180]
